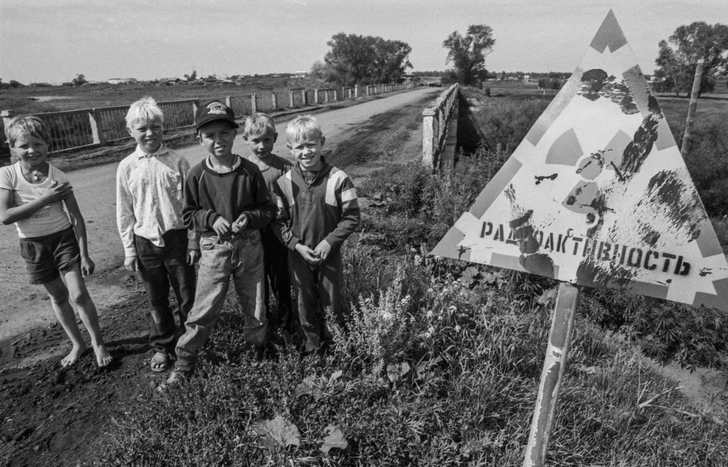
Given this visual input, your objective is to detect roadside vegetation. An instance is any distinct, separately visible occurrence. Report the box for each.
[99,87,728,466]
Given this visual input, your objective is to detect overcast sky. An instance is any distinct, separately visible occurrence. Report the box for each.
[1,0,726,84]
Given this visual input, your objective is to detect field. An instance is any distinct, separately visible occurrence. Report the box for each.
[1,84,727,466]
[0,76,336,160]
[0,76,317,114]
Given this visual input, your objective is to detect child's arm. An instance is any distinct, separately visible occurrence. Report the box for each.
[182,168,231,236]
[0,181,73,225]
[115,166,139,272]
[232,167,275,232]
[178,157,200,265]
[64,193,95,276]
[314,173,361,260]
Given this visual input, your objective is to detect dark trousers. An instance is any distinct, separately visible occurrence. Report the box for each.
[261,229,293,331]
[135,229,196,354]
[289,248,342,352]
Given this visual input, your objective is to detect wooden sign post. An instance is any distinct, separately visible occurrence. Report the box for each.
[522,283,580,467]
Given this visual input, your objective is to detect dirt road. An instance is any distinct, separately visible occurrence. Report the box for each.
[0,87,440,344]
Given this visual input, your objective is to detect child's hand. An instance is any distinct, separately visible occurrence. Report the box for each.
[187,249,200,265]
[42,181,73,203]
[124,256,139,272]
[81,255,95,276]
[295,243,321,264]
[314,239,332,262]
[212,217,232,237]
[231,214,249,234]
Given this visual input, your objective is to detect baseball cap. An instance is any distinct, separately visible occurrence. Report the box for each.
[195,100,239,130]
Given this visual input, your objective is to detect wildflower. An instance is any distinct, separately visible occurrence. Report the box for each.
[454,325,461,333]
[448,305,457,314]
[426,309,434,318]
[428,326,435,335]
[414,254,422,266]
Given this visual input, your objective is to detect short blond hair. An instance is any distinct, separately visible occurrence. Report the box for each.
[243,113,277,139]
[4,116,51,148]
[125,96,164,128]
[286,115,323,143]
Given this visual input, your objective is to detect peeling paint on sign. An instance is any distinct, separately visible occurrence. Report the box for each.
[432,11,728,312]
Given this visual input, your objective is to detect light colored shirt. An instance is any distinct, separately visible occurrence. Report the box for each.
[0,162,71,238]
[116,144,198,258]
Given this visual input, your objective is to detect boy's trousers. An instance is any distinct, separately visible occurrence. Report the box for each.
[134,229,196,355]
[261,228,293,331]
[289,248,343,352]
[175,231,267,371]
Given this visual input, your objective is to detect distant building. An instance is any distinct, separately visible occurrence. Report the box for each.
[108,78,137,85]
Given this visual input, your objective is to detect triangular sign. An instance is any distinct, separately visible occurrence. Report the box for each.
[432,10,728,312]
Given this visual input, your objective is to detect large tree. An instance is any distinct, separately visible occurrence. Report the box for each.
[443,24,495,85]
[654,22,728,96]
[371,38,412,84]
[323,33,412,86]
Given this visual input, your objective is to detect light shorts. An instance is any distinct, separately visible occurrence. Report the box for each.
[19,227,80,285]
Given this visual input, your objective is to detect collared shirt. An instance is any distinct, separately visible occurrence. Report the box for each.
[116,143,198,257]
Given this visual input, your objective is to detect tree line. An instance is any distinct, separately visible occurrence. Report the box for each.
[654,22,728,97]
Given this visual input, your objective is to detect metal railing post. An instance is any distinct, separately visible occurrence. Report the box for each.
[251,94,258,113]
[89,108,106,145]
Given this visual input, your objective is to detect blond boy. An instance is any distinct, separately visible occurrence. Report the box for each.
[273,115,360,353]
[116,96,198,372]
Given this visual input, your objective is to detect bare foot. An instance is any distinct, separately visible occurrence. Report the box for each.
[61,344,87,367]
[93,344,113,367]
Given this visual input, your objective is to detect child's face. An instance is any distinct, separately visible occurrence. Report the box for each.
[197,121,236,159]
[127,117,163,153]
[288,135,325,171]
[12,135,49,169]
[245,129,277,160]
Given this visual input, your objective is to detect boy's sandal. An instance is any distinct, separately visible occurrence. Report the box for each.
[150,352,172,372]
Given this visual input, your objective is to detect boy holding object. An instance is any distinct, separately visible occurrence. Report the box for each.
[242,113,293,332]
[170,101,275,383]
[0,116,112,367]
[273,115,360,353]
[116,96,198,372]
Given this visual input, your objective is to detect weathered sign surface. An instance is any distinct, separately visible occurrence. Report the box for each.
[432,10,728,312]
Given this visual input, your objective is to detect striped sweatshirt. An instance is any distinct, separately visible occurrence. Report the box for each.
[273,158,360,251]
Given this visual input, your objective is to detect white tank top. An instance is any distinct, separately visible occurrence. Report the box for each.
[0,162,72,238]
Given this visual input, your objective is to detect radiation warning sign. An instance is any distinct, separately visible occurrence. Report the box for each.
[432,10,728,312]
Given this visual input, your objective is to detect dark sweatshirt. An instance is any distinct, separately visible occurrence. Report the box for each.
[183,156,275,234]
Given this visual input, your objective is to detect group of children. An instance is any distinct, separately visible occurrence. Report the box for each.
[0,97,360,383]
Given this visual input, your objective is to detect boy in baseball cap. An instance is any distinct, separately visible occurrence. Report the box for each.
[169,100,275,383]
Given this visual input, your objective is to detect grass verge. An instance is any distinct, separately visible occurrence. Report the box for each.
[99,100,728,464]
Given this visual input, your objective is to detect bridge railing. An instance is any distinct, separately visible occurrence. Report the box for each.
[422,83,459,170]
[1,82,415,156]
